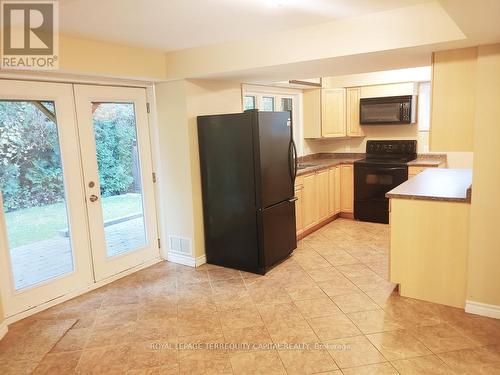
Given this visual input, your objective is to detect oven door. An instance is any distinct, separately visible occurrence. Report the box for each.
[354,163,408,223]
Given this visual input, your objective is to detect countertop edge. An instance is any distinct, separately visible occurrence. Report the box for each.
[385,169,473,204]
[386,193,471,203]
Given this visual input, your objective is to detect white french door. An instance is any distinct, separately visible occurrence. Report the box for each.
[0,81,159,317]
[0,80,93,316]
[74,85,159,281]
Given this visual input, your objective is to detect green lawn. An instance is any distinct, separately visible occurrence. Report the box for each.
[5,193,143,248]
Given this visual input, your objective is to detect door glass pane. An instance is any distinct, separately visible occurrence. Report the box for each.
[92,103,147,257]
[281,97,293,112]
[0,100,74,290]
[261,97,275,111]
[243,95,256,110]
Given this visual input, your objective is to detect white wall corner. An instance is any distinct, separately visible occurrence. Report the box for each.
[465,300,500,319]
[0,321,8,340]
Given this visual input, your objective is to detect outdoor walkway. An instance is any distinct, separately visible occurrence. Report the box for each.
[10,217,146,290]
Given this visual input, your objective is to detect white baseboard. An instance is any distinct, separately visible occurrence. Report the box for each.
[167,252,207,268]
[0,320,8,340]
[167,252,196,267]
[465,300,500,319]
[5,257,162,326]
[196,255,207,267]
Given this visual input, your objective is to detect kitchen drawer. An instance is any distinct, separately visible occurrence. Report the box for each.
[408,166,428,177]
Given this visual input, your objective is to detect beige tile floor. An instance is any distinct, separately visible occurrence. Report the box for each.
[1,218,500,374]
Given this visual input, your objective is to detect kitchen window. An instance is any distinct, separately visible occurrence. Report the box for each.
[242,85,303,155]
[261,97,275,111]
[244,95,256,110]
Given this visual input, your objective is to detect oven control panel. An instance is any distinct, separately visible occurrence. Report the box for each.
[366,140,417,155]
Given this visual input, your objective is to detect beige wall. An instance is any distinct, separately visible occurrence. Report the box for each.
[155,79,241,258]
[59,35,167,80]
[467,43,500,308]
[305,125,426,154]
[430,47,477,151]
[155,80,195,255]
[4,35,167,81]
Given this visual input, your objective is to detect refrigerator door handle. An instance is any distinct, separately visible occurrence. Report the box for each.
[288,197,298,203]
[291,140,298,181]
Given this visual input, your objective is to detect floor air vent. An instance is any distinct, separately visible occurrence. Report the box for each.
[168,235,192,255]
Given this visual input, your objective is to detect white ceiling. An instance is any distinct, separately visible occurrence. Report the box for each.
[59,0,432,51]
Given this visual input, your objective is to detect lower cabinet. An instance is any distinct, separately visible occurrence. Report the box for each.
[317,170,330,222]
[408,165,442,178]
[328,166,341,216]
[295,163,353,237]
[295,186,304,235]
[340,164,354,213]
[334,167,341,214]
[302,173,318,230]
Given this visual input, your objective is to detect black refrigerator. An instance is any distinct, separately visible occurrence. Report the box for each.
[197,110,298,275]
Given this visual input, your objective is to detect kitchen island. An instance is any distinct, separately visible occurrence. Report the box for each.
[386,168,472,308]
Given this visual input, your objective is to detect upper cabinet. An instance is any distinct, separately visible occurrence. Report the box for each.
[304,87,363,139]
[322,89,346,138]
[346,87,363,137]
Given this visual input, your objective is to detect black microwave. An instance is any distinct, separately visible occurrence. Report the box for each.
[360,95,416,125]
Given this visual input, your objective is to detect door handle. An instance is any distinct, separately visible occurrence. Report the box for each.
[288,197,298,203]
[89,195,99,202]
[291,140,298,181]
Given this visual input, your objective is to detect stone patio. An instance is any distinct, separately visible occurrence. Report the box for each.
[10,216,146,290]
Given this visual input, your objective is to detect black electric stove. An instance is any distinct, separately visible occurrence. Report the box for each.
[354,140,417,224]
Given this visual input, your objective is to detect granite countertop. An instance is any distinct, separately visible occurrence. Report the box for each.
[296,153,447,176]
[407,154,447,167]
[407,159,446,167]
[296,154,364,176]
[386,168,472,203]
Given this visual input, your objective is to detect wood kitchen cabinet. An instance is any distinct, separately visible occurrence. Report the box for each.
[295,164,353,238]
[408,165,443,178]
[302,173,319,230]
[334,166,341,214]
[294,186,304,235]
[408,166,427,178]
[340,164,354,213]
[303,87,364,139]
[346,87,363,137]
[316,170,330,221]
[321,89,346,138]
[328,168,336,216]
[328,166,341,216]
